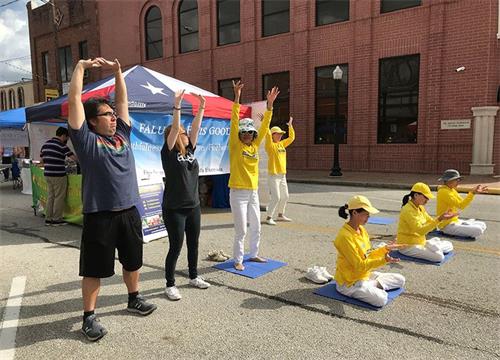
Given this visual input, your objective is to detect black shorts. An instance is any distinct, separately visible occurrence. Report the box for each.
[79,206,143,278]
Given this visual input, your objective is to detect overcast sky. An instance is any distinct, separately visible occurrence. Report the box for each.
[0,0,32,86]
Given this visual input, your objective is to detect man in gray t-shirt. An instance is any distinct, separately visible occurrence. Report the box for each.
[68,57,156,342]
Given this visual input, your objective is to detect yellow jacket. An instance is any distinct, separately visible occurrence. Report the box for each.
[334,223,388,287]
[436,186,474,228]
[265,125,295,175]
[228,103,272,190]
[397,201,439,246]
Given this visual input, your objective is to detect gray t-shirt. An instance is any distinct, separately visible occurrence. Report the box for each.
[68,118,140,214]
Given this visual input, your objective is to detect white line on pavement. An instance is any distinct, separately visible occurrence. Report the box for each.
[0,276,27,360]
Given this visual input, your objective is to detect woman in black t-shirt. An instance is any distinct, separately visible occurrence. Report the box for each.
[161,90,209,301]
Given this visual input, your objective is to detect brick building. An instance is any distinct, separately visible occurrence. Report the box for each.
[27,0,100,101]
[27,0,500,174]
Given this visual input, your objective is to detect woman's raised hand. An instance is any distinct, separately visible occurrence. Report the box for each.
[174,90,185,107]
[190,93,206,108]
[288,116,293,126]
[266,86,280,109]
[232,80,244,100]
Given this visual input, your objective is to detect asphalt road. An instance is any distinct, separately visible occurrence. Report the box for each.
[1,181,499,359]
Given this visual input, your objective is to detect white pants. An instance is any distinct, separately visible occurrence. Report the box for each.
[267,174,289,218]
[399,237,453,262]
[441,219,486,238]
[336,272,405,307]
[230,189,261,264]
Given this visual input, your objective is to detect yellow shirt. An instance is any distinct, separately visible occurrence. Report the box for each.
[397,201,439,246]
[334,223,388,287]
[436,186,474,228]
[228,103,272,190]
[265,125,295,175]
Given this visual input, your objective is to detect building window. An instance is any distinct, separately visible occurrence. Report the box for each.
[78,40,88,60]
[316,0,349,26]
[262,0,289,37]
[315,64,348,144]
[8,89,16,109]
[0,91,6,110]
[378,54,420,144]
[58,46,73,83]
[218,78,241,101]
[179,0,199,53]
[262,71,289,128]
[17,87,25,107]
[217,0,240,46]
[381,0,421,14]
[42,51,50,85]
[78,41,89,79]
[145,6,163,60]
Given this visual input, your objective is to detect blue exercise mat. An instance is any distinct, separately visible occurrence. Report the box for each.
[367,217,396,225]
[314,281,404,311]
[428,230,475,240]
[390,250,454,266]
[212,255,287,278]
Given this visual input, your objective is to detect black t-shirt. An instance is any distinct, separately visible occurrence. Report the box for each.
[161,141,200,209]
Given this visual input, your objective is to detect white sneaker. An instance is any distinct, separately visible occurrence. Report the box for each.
[305,267,329,284]
[189,277,210,289]
[314,266,333,281]
[277,215,292,222]
[266,218,277,225]
[165,286,182,301]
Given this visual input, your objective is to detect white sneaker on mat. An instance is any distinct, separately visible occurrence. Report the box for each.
[305,267,329,284]
[165,286,182,301]
[314,266,333,281]
[277,215,292,222]
[189,277,210,289]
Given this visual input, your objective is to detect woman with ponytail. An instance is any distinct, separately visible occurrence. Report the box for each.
[397,182,456,262]
[334,196,406,307]
[161,90,210,301]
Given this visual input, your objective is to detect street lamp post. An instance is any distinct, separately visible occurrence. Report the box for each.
[330,65,343,177]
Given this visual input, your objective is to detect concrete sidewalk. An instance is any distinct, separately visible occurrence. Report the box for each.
[286,169,500,195]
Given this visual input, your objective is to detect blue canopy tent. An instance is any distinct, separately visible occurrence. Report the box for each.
[0,107,26,129]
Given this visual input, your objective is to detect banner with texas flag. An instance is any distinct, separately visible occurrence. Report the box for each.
[26,65,251,182]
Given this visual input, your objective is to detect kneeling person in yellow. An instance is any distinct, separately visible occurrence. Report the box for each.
[397,183,456,262]
[436,169,487,238]
[229,80,280,271]
[334,196,405,307]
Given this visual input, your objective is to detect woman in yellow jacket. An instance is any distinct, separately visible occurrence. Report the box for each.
[334,195,405,307]
[397,182,456,262]
[436,169,487,238]
[229,80,279,271]
[264,116,295,225]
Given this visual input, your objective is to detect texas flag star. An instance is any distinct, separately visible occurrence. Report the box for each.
[140,82,168,96]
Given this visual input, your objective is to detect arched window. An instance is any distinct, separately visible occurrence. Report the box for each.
[17,87,25,107]
[145,6,163,60]
[8,89,16,109]
[178,0,199,53]
[0,91,6,110]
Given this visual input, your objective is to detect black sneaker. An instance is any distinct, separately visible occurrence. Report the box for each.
[51,220,68,226]
[81,314,107,341]
[45,220,53,226]
[127,294,157,316]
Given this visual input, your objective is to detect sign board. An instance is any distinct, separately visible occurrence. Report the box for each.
[136,182,168,243]
[441,119,471,130]
[62,82,70,95]
[45,89,59,102]
[0,129,29,147]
